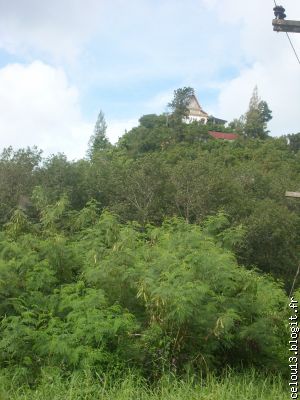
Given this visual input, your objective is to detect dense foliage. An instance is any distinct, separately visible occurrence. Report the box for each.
[0,91,299,395]
[1,125,299,288]
[0,203,290,383]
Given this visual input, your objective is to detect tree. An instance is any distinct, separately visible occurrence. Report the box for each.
[239,199,299,288]
[244,86,272,139]
[168,87,195,122]
[0,146,42,225]
[118,115,172,155]
[114,155,170,225]
[139,114,166,129]
[167,87,195,141]
[87,110,110,158]
[258,100,272,127]
[169,159,211,223]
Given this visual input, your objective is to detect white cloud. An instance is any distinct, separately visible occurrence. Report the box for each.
[0,61,93,159]
[0,0,233,94]
[0,0,104,61]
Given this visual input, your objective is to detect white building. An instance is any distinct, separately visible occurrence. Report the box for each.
[184,94,209,124]
[184,94,227,126]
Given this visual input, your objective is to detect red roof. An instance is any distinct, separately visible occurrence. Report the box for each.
[208,131,238,140]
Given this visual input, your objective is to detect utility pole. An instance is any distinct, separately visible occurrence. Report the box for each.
[272,5,300,33]
[273,19,300,33]
[273,5,300,296]
[285,191,300,198]
[285,190,300,297]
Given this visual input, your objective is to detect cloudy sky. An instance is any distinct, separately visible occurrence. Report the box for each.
[0,0,299,159]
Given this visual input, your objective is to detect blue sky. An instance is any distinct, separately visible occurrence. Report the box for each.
[0,0,299,159]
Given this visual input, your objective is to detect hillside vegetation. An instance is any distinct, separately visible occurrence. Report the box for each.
[0,89,299,398]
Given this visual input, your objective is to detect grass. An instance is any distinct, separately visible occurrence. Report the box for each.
[0,369,289,400]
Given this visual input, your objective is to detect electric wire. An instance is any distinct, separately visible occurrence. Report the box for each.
[273,0,300,65]
[286,32,300,64]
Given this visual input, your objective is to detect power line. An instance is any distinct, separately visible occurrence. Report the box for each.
[286,31,300,64]
[272,1,300,66]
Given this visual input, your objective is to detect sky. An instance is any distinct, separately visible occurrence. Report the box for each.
[0,0,299,159]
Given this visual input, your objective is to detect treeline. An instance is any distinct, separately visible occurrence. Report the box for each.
[1,126,299,288]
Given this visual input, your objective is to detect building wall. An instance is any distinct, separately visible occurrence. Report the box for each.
[185,95,209,124]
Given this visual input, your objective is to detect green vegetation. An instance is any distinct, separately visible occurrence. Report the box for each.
[87,110,111,158]
[0,88,299,398]
[0,370,288,400]
[238,86,273,140]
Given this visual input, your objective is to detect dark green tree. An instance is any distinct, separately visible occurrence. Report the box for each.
[167,87,195,141]
[168,87,195,122]
[0,146,42,225]
[244,86,272,139]
[258,100,272,127]
[87,110,111,158]
[239,199,299,288]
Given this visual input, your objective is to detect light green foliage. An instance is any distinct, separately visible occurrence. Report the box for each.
[0,208,289,384]
[0,217,137,382]
[203,212,246,251]
[4,209,31,238]
[82,213,288,375]
[0,369,288,400]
